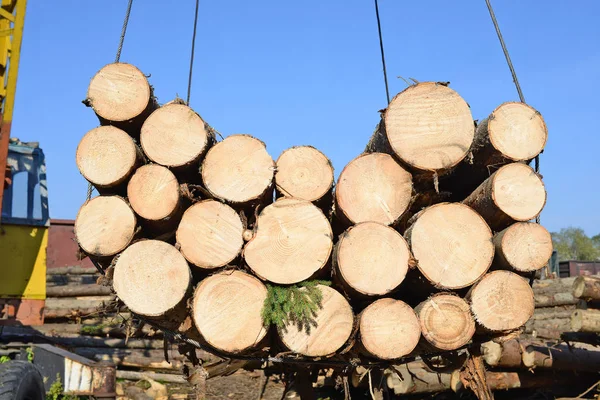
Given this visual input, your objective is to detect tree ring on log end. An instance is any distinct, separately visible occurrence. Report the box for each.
[497,222,552,272]
[87,63,151,122]
[470,270,534,332]
[75,196,136,257]
[359,298,420,359]
[492,163,546,222]
[417,294,475,351]
[177,200,244,269]
[244,198,333,284]
[113,240,191,317]
[202,134,274,204]
[489,102,547,161]
[192,270,267,353]
[76,126,138,188]
[141,103,211,168]
[335,153,412,225]
[275,146,334,202]
[336,222,410,296]
[279,285,353,357]
[384,82,474,172]
[127,164,180,221]
[408,203,493,289]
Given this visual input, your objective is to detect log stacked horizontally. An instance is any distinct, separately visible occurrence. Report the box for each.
[76,63,552,379]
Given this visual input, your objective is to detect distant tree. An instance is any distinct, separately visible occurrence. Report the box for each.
[551,227,600,261]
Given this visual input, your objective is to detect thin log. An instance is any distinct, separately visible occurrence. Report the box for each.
[385,362,451,395]
[480,339,525,368]
[404,203,494,289]
[571,309,600,333]
[451,370,581,392]
[573,275,600,301]
[492,222,553,273]
[75,349,184,370]
[116,370,186,384]
[522,343,600,372]
[244,198,333,284]
[46,266,98,275]
[46,284,112,297]
[462,163,546,231]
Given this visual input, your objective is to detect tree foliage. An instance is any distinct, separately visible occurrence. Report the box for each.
[551,227,600,261]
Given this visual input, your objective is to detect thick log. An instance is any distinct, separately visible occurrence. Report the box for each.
[46,284,112,297]
[492,222,553,273]
[201,134,274,208]
[366,82,474,174]
[573,275,600,301]
[333,222,410,297]
[415,294,475,351]
[113,240,191,319]
[571,309,600,333]
[533,277,579,307]
[140,103,215,170]
[192,271,268,354]
[472,102,547,166]
[74,196,136,258]
[358,298,420,359]
[481,339,524,368]
[468,271,534,332]
[385,362,451,395]
[523,343,600,372]
[405,203,494,289]
[524,307,574,339]
[127,164,183,232]
[176,200,244,270]
[334,153,412,227]
[463,163,546,231]
[76,126,143,192]
[279,285,353,357]
[244,198,333,284]
[275,146,334,209]
[85,63,158,135]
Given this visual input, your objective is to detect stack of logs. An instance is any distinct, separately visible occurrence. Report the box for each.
[75,63,553,392]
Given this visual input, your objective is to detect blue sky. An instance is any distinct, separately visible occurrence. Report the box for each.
[13,0,600,234]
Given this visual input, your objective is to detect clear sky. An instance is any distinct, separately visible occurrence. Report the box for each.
[13,0,600,234]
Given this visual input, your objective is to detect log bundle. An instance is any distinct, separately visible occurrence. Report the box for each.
[75,64,554,385]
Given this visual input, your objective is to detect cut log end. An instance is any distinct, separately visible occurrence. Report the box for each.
[113,240,191,317]
[176,200,244,269]
[416,294,475,351]
[335,222,410,296]
[140,103,212,168]
[335,153,412,226]
[127,164,180,221]
[470,270,535,332]
[76,126,139,188]
[572,275,600,301]
[406,203,494,289]
[192,271,268,353]
[244,198,333,284]
[488,102,547,161]
[571,309,600,333]
[86,63,151,122]
[494,222,553,272]
[275,146,334,202]
[383,82,474,172]
[481,341,503,367]
[492,163,546,222]
[279,285,353,357]
[202,134,274,204]
[359,298,420,359]
[75,196,136,257]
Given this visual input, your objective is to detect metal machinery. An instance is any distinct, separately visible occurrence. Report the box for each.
[0,2,116,397]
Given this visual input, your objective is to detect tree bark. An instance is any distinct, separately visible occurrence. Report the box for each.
[533,277,579,308]
[192,271,268,354]
[244,198,333,284]
[522,343,600,372]
[492,222,553,273]
[385,362,451,395]
[404,203,494,289]
[278,285,354,357]
[365,82,474,175]
[140,102,215,172]
[85,62,158,136]
[572,275,600,301]
[415,293,475,351]
[480,339,525,368]
[358,298,420,360]
[74,196,137,258]
[176,200,244,270]
[334,152,413,227]
[571,309,600,333]
[275,146,334,211]
[462,163,546,231]
[468,270,535,332]
[333,222,410,298]
[46,284,112,297]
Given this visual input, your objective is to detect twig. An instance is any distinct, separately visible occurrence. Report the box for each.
[576,379,600,398]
